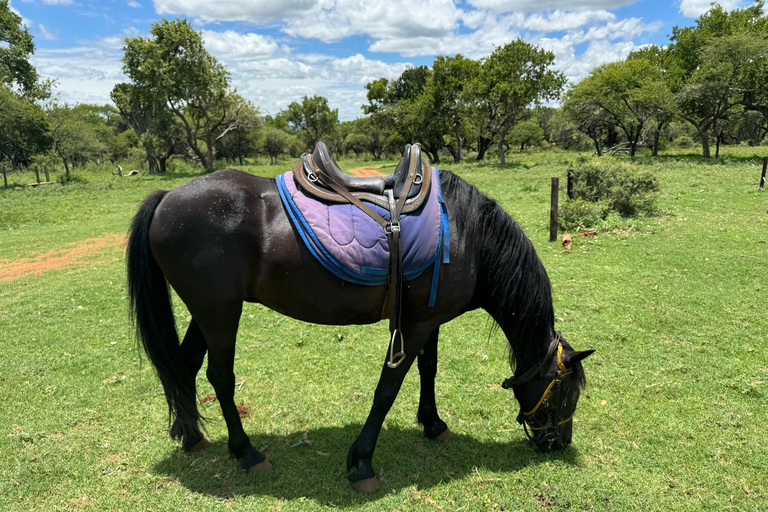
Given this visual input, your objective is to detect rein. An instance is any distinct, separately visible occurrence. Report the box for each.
[501,332,573,441]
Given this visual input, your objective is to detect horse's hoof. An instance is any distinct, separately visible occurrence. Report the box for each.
[189,438,210,452]
[351,476,380,493]
[247,459,273,474]
[435,427,454,442]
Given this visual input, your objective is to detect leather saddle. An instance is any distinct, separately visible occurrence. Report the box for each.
[291,141,433,369]
[292,141,431,214]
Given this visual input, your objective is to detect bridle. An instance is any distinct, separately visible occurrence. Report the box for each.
[501,332,574,446]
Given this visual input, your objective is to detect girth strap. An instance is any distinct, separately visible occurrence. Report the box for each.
[304,147,421,368]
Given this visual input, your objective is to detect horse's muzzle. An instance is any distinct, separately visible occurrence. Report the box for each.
[530,421,573,451]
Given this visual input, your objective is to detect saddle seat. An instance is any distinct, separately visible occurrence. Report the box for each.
[293,141,432,214]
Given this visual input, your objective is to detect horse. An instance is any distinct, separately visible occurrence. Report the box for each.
[126,166,594,493]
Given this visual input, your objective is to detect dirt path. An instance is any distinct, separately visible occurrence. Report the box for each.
[346,166,389,177]
[0,234,126,283]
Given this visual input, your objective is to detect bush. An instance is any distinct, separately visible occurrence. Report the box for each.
[560,157,659,230]
[559,199,611,231]
[57,172,89,185]
[673,135,695,148]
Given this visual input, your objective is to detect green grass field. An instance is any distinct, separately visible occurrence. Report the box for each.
[1,149,766,511]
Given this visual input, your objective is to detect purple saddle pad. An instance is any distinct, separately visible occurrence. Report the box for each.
[276,167,449,306]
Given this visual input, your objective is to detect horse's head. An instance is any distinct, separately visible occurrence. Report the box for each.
[502,333,594,451]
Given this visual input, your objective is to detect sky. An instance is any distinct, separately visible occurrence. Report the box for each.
[8,0,750,121]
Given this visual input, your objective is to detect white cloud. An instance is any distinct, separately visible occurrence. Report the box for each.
[153,0,316,23]
[202,30,286,61]
[127,0,141,8]
[38,23,57,40]
[468,0,637,12]
[31,40,126,105]
[282,0,462,43]
[41,0,73,5]
[515,9,617,32]
[678,0,745,18]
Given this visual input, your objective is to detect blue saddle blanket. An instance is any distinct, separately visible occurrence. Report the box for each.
[276,167,449,306]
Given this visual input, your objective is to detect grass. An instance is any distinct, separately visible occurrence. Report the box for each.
[1,147,766,511]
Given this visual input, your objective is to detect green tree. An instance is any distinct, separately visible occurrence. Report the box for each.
[429,54,480,162]
[216,100,261,165]
[45,102,102,178]
[121,18,244,172]
[260,126,290,164]
[111,82,184,173]
[0,0,52,99]
[567,59,676,157]
[508,116,545,151]
[674,34,767,157]
[666,2,768,156]
[284,95,339,153]
[467,39,566,164]
[561,88,615,156]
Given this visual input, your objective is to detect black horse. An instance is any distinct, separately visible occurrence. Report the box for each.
[126,167,593,493]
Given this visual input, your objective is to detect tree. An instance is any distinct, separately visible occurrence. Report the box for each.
[121,18,243,172]
[508,116,545,151]
[561,88,615,155]
[466,39,566,164]
[216,100,261,165]
[666,2,768,157]
[0,86,49,176]
[111,82,183,173]
[429,55,479,162]
[45,102,102,178]
[566,59,677,157]
[260,126,289,164]
[284,95,338,153]
[0,0,52,100]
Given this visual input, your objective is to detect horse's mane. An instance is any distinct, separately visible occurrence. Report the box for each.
[439,171,581,380]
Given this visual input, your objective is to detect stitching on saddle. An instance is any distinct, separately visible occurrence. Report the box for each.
[325,203,387,249]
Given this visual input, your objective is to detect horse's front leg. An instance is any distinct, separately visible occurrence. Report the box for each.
[417,327,454,441]
[346,324,434,493]
[346,352,415,492]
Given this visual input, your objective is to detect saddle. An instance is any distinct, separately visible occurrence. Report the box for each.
[293,141,431,369]
[292,142,432,214]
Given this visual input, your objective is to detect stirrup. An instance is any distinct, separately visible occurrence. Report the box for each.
[387,329,406,368]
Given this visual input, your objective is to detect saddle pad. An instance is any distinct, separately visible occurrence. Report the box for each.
[276,167,450,306]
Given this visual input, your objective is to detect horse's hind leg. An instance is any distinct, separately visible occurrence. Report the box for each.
[417,327,454,442]
[196,301,271,474]
[170,320,209,452]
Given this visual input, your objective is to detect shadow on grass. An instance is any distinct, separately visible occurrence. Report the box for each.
[152,424,580,505]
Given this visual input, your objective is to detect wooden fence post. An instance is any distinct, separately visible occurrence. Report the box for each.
[567,169,574,199]
[550,177,559,243]
[759,156,767,191]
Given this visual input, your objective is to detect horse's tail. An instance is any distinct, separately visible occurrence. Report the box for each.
[126,190,202,443]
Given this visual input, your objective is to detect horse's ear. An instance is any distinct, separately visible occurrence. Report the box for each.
[565,349,595,366]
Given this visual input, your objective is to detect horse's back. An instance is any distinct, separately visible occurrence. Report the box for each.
[147,169,387,324]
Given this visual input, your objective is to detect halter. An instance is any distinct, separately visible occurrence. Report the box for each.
[501,333,573,444]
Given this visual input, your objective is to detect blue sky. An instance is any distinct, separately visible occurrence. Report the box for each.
[9,0,750,120]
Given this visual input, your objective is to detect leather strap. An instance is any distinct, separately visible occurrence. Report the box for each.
[304,147,421,369]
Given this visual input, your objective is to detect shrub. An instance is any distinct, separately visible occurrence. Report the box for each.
[558,199,611,231]
[560,157,659,230]
[673,135,695,148]
[57,172,89,185]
